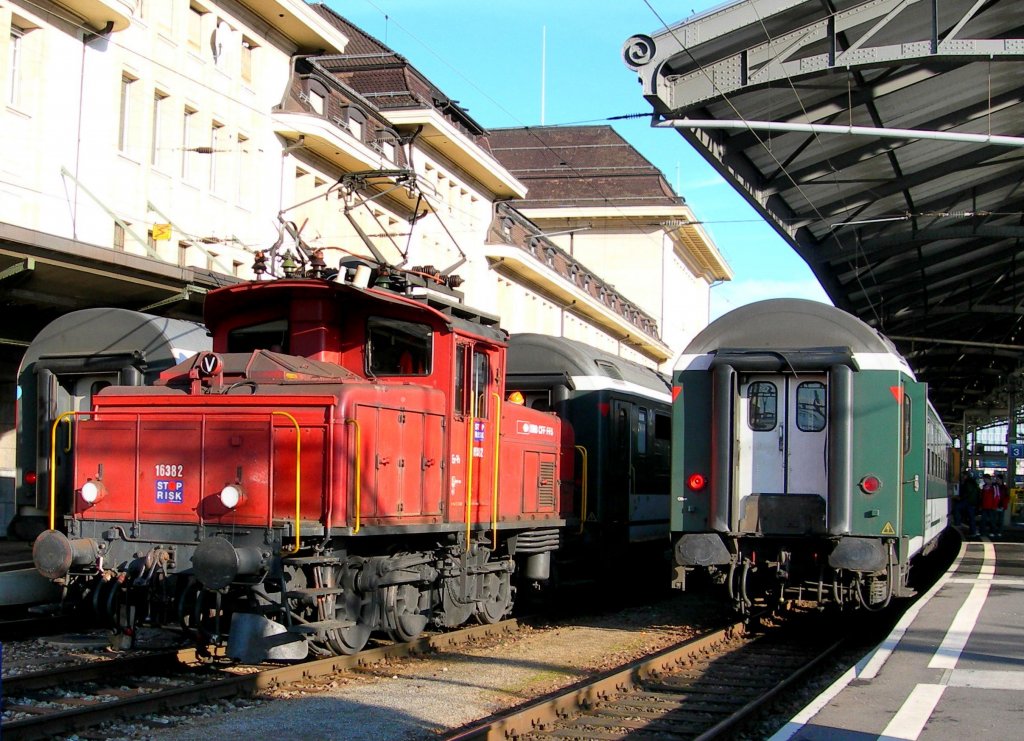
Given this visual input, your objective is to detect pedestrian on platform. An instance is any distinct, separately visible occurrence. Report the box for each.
[980,473,1001,538]
[994,473,1009,538]
[958,472,981,537]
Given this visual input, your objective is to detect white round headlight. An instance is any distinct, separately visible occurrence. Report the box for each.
[220,485,243,509]
[80,481,102,504]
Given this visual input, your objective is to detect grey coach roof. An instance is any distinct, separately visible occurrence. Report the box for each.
[682,298,897,357]
[625,0,1024,425]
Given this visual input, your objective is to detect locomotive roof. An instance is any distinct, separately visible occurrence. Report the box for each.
[507,333,671,397]
[680,299,910,374]
[203,278,507,343]
[20,308,209,372]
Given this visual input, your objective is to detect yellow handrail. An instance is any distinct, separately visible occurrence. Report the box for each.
[490,392,501,550]
[465,393,476,547]
[63,417,73,453]
[49,411,79,531]
[273,411,302,554]
[575,445,589,534]
[345,418,361,534]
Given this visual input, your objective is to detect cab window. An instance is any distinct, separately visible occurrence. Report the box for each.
[366,317,432,376]
[227,318,288,353]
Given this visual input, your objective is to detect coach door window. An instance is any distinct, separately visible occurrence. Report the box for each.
[795,382,826,432]
[747,381,777,431]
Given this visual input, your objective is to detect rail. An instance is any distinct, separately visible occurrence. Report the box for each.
[48,411,81,530]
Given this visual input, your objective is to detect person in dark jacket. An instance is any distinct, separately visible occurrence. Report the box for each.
[958,472,981,537]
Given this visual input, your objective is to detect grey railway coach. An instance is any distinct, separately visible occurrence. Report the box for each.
[671,299,954,611]
[12,309,209,539]
[506,333,673,584]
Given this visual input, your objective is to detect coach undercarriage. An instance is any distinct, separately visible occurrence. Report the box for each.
[679,534,911,614]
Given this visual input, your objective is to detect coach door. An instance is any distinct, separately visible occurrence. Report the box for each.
[737,374,828,496]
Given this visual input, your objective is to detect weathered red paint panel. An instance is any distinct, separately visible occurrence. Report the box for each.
[74,395,334,530]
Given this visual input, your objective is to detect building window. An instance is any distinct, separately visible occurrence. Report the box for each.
[118,74,136,154]
[151,91,168,168]
[240,38,254,82]
[236,133,249,205]
[178,240,189,266]
[187,5,205,51]
[181,107,196,180]
[113,222,126,251]
[8,26,23,107]
[309,89,325,115]
[209,121,223,191]
[206,250,218,271]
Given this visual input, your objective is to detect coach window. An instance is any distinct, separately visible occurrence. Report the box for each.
[902,393,912,455]
[366,317,431,376]
[227,318,288,353]
[637,408,648,454]
[748,381,777,431]
[796,382,827,432]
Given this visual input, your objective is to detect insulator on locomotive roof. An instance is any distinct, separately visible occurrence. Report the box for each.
[252,250,267,277]
[308,249,327,278]
[281,251,299,278]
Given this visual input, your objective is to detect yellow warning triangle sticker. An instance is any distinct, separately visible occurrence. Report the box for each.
[881,522,896,535]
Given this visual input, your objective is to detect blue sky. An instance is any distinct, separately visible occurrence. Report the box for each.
[326,0,832,318]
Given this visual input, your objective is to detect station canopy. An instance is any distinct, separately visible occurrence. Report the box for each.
[624,0,1024,428]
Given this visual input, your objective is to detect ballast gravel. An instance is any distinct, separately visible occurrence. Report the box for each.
[116,596,723,741]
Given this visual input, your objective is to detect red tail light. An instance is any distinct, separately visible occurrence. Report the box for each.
[859,475,882,494]
[24,471,37,486]
[687,473,707,491]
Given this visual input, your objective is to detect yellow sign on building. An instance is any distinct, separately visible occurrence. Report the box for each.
[152,223,172,241]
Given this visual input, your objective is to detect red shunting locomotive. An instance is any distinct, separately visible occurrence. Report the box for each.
[33,268,571,659]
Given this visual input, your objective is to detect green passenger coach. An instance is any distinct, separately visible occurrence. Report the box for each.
[672,299,953,611]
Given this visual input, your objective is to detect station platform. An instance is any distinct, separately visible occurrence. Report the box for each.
[0,538,58,608]
[771,526,1024,740]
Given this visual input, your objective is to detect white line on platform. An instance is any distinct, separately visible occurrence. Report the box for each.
[948,669,1024,690]
[879,684,946,740]
[766,541,969,741]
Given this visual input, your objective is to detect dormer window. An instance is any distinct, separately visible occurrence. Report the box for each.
[303,79,328,116]
[309,90,325,115]
[346,106,366,142]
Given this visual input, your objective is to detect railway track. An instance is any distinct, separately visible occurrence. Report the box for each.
[0,618,526,741]
[445,611,844,740]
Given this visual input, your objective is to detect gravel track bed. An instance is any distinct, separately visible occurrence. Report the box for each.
[34,593,724,740]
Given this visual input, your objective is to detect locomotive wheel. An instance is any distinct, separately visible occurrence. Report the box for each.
[383,583,429,642]
[475,571,512,625]
[326,592,373,656]
[324,567,373,656]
